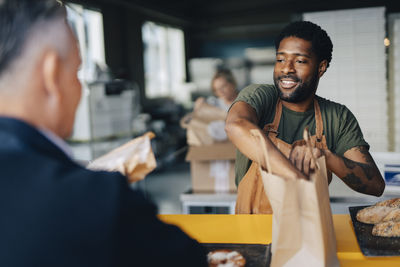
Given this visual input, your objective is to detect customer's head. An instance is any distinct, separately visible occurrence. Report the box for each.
[273,21,333,103]
[0,0,82,138]
[211,69,238,105]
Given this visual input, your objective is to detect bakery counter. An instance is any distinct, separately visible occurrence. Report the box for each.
[159,214,400,266]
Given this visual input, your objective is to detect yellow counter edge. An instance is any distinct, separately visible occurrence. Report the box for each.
[159,214,400,267]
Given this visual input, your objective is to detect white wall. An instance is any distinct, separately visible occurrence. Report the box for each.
[304,7,388,152]
[389,14,400,152]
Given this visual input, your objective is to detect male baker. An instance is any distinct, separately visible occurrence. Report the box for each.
[225,21,385,213]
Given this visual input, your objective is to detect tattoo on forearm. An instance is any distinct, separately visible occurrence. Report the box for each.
[353,146,374,164]
[341,146,377,181]
[360,163,376,180]
[342,173,368,192]
[342,157,375,181]
[343,157,357,169]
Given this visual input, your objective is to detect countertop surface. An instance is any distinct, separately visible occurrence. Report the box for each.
[160,214,400,266]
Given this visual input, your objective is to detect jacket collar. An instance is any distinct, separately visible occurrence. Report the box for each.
[0,116,72,161]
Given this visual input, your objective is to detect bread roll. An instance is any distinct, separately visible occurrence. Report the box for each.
[375,198,400,208]
[372,221,400,237]
[382,209,400,223]
[207,249,246,267]
[356,206,395,224]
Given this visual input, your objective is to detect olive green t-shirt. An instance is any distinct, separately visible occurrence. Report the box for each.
[233,84,369,185]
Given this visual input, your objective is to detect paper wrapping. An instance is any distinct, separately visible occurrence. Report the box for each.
[180,101,227,146]
[87,132,156,183]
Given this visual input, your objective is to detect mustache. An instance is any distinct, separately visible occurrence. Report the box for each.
[278,75,300,82]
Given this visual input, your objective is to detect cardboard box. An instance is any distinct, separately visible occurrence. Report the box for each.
[186,142,237,193]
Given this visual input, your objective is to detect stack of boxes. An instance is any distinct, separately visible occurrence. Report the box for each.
[88,82,137,140]
[182,103,237,193]
[245,47,275,85]
[188,58,223,92]
[72,81,139,142]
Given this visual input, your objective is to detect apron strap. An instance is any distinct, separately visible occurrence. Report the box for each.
[271,98,282,131]
[263,99,282,136]
[264,98,324,142]
[314,98,323,142]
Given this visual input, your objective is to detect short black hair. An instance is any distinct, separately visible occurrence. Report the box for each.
[0,0,65,76]
[275,21,333,68]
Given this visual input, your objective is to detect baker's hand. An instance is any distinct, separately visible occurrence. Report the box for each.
[289,145,324,176]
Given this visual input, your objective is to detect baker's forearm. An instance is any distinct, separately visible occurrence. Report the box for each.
[324,150,385,196]
[225,119,306,180]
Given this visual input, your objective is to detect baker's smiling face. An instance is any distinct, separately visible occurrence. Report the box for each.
[273,36,327,103]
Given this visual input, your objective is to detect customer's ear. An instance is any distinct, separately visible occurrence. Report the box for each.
[42,49,62,100]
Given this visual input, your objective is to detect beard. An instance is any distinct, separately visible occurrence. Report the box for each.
[274,71,319,103]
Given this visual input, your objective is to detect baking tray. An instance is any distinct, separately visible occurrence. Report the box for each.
[202,243,271,267]
[349,205,400,256]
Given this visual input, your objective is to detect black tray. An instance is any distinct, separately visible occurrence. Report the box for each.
[202,243,271,267]
[349,205,400,256]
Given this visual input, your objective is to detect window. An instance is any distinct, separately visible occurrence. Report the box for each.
[142,21,187,103]
[66,3,106,83]
[66,4,109,141]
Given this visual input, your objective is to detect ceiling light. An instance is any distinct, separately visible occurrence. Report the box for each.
[384,38,390,47]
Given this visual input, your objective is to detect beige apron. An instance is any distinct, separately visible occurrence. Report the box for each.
[235,98,329,214]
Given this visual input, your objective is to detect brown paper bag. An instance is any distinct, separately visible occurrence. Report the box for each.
[87,132,156,183]
[252,130,339,267]
[180,101,227,146]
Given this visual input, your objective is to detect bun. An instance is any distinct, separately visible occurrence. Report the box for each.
[356,206,395,224]
[372,221,400,237]
[207,249,246,267]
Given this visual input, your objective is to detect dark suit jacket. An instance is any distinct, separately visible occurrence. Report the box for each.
[0,117,206,267]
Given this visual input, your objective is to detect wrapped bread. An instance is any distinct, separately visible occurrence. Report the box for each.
[87,132,156,183]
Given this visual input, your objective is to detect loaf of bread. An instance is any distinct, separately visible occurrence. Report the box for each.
[356,198,400,237]
[382,209,400,223]
[375,198,400,208]
[356,206,395,224]
[372,221,400,237]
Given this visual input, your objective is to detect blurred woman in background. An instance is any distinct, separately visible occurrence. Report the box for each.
[195,69,239,111]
